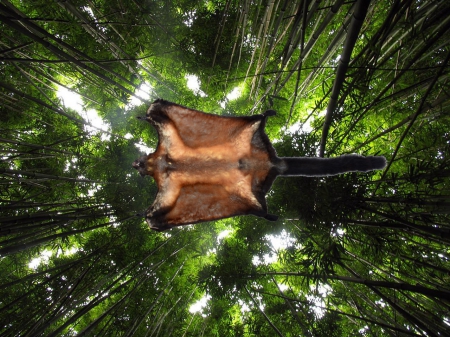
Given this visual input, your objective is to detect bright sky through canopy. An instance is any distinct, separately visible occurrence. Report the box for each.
[57,86,111,141]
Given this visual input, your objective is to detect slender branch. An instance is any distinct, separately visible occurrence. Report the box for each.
[319,0,371,157]
[244,286,285,337]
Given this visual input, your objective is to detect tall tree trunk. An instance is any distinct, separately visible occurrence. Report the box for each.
[279,155,386,176]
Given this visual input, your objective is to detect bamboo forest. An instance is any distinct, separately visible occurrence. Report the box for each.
[1,0,450,336]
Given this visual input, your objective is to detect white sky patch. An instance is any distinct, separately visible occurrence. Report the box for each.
[82,6,95,18]
[124,133,133,139]
[126,82,152,109]
[206,229,233,255]
[134,139,153,154]
[227,86,242,101]
[56,246,79,258]
[110,215,120,228]
[332,227,345,237]
[307,284,332,319]
[217,229,232,243]
[88,182,101,197]
[220,85,243,108]
[244,34,256,49]
[189,294,211,316]
[254,292,265,311]
[438,253,449,261]
[186,74,207,97]
[333,54,341,64]
[285,120,313,134]
[66,247,79,255]
[375,299,386,308]
[267,229,296,251]
[238,299,251,313]
[358,325,369,334]
[57,86,111,141]
[252,253,277,266]
[183,10,196,27]
[58,86,83,112]
[253,230,296,266]
[84,110,111,141]
[81,6,107,33]
[278,283,289,292]
[64,157,78,173]
[29,250,52,269]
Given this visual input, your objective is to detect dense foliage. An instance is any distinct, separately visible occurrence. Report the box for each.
[1,0,449,336]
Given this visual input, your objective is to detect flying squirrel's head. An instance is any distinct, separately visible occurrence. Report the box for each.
[132,153,156,177]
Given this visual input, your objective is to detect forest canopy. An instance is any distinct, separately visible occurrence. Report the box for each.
[1,0,449,336]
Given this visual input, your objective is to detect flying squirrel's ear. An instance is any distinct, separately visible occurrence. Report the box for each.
[263,110,277,117]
